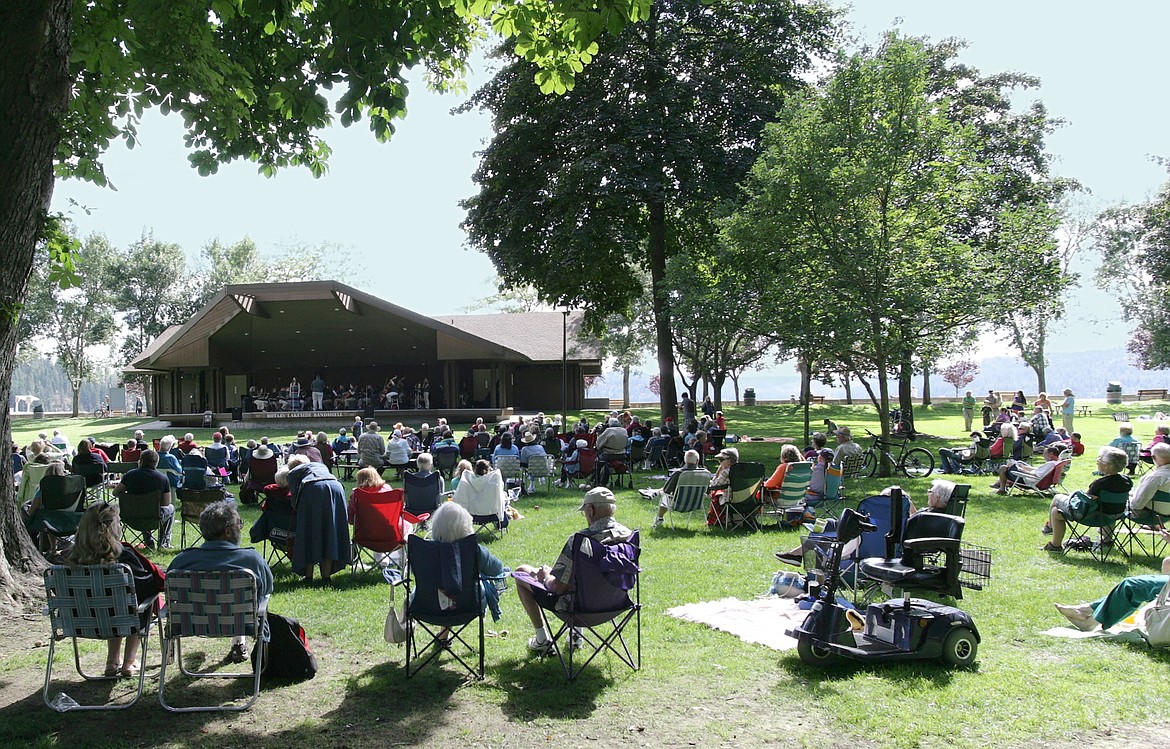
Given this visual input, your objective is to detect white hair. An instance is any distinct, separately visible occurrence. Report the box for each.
[430,502,474,543]
[684,449,700,466]
[416,452,433,471]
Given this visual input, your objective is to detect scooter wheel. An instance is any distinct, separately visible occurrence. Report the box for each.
[941,627,978,667]
[797,638,836,665]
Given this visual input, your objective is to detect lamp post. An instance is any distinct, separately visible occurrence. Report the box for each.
[561,308,570,430]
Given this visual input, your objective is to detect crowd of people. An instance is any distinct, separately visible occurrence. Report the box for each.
[246,374,434,412]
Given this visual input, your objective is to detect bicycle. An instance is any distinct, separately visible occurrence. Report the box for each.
[92,403,111,418]
[860,428,934,478]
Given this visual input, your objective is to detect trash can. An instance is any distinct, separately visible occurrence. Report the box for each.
[743,388,756,406]
[231,407,243,422]
[1106,381,1123,405]
[33,404,44,419]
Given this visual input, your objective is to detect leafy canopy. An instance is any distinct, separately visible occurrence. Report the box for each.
[59,0,651,186]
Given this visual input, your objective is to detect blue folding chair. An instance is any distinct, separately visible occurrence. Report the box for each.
[404,535,486,679]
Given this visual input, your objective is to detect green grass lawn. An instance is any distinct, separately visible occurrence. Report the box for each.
[6,402,1170,748]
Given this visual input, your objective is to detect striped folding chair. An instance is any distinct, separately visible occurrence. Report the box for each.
[43,563,160,711]
[159,569,267,712]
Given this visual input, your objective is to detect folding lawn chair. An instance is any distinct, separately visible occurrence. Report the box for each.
[663,471,713,528]
[1119,489,1170,559]
[432,447,461,480]
[945,484,971,518]
[761,461,812,528]
[26,474,86,556]
[178,488,227,548]
[494,455,523,490]
[524,454,556,495]
[42,563,160,711]
[349,487,414,575]
[716,462,766,531]
[1007,459,1069,498]
[159,569,268,712]
[513,531,641,681]
[404,534,486,679]
[403,471,443,534]
[807,463,846,516]
[1061,489,1129,563]
[117,490,164,548]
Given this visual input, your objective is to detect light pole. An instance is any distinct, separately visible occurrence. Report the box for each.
[561,308,570,430]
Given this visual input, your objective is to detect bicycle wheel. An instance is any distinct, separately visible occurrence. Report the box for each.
[901,448,934,478]
[92,408,103,418]
[861,449,879,477]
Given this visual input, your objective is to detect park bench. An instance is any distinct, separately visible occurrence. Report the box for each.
[1137,388,1168,401]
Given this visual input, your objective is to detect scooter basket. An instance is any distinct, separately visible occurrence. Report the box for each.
[958,543,993,591]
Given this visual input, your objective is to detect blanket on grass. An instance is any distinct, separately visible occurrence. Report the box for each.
[665,596,807,651]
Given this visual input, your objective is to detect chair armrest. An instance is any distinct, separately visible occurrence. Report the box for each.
[257,595,271,616]
[902,537,961,552]
[136,593,161,616]
[403,511,431,525]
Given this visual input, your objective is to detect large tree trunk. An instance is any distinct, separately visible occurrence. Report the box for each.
[648,204,677,423]
[621,364,630,409]
[842,370,853,405]
[0,0,71,611]
[922,362,932,406]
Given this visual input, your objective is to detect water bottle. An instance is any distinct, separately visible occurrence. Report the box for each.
[49,692,79,711]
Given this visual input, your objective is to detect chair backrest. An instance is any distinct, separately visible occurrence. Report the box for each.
[526,454,555,478]
[576,448,597,476]
[1149,489,1170,518]
[972,440,991,462]
[628,440,646,463]
[727,462,766,504]
[71,462,105,488]
[774,461,813,507]
[903,511,965,544]
[1096,489,1130,517]
[646,443,666,468]
[44,563,144,639]
[856,493,912,560]
[476,431,492,448]
[567,531,640,617]
[164,569,259,638]
[839,453,866,479]
[204,444,228,467]
[352,487,407,551]
[182,465,209,490]
[402,471,442,516]
[495,455,523,481]
[822,464,844,500]
[1120,441,1142,465]
[178,488,227,522]
[459,435,479,458]
[18,462,52,508]
[39,474,87,512]
[670,471,713,515]
[105,461,137,478]
[246,456,278,486]
[946,484,971,518]
[119,491,164,534]
[1112,412,1130,422]
[406,534,482,623]
[433,448,460,477]
[1036,460,1069,491]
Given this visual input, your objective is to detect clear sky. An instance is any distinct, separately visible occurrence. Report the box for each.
[50,1,1169,354]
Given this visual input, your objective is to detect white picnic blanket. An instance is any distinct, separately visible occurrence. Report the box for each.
[666,596,808,651]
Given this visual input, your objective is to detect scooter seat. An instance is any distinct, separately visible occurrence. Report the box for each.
[859,558,951,593]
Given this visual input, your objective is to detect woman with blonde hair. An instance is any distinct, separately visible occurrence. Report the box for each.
[67,502,161,677]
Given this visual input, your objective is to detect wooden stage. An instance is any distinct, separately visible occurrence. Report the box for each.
[158,408,511,430]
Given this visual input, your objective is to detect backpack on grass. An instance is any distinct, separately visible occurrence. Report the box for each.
[252,612,318,681]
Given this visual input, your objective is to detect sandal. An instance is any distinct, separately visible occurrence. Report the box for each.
[103,663,121,678]
[118,662,140,678]
[1039,542,1062,552]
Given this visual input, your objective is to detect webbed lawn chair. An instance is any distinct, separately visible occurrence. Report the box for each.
[513,531,641,680]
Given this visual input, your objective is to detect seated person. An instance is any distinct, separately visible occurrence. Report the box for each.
[1109,423,1141,474]
[990,445,1063,495]
[67,502,164,677]
[120,439,142,464]
[925,478,956,512]
[557,439,588,488]
[490,432,520,465]
[1126,443,1170,516]
[449,459,473,491]
[156,435,184,489]
[203,433,230,477]
[763,444,805,495]
[452,459,508,530]
[413,452,445,493]
[803,432,828,460]
[988,423,1016,460]
[1054,529,1170,631]
[705,447,741,526]
[650,449,713,527]
[180,448,220,490]
[250,467,294,547]
[518,432,548,467]
[427,502,508,624]
[1041,446,1132,551]
[177,433,199,453]
[170,501,274,663]
[513,487,633,654]
[939,431,984,474]
[357,422,386,470]
[112,449,176,549]
[332,428,352,457]
[805,448,835,501]
[1141,424,1170,462]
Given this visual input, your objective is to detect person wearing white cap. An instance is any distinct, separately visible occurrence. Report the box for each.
[513,486,632,654]
[832,426,863,464]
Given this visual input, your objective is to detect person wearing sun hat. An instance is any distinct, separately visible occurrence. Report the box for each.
[512,486,633,654]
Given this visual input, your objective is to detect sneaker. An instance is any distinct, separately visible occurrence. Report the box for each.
[774,551,804,566]
[228,643,249,663]
[652,516,665,528]
[527,635,553,656]
[1055,603,1100,632]
[568,630,586,651]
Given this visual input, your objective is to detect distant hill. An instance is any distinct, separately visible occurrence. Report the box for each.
[586,349,1169,403]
